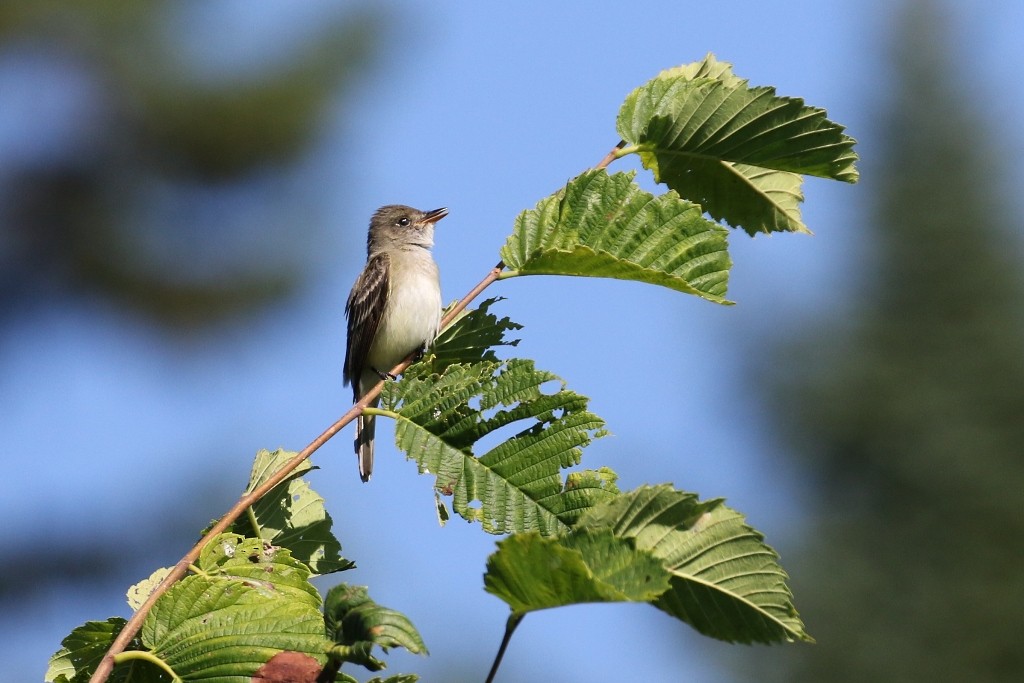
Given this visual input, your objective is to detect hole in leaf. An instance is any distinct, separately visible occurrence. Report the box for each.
[470,412,532,458]
[538,379,562,395]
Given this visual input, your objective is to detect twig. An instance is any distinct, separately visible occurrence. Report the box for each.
[484,614,524,683]
[442,261,506,328]
[596,140,626,170]
[88,261,508,683]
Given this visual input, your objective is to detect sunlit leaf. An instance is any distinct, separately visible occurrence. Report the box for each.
[484,530,671,614]
[230,449,353,576]
[617,53,858,235]
[197,534,322,610]
[577,486,811,644]
[500,170,731,302]
[141,566,327,682]
[383,358,617,535]
[127,567,172,612]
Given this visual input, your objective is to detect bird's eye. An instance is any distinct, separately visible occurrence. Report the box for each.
[398,217,411,227]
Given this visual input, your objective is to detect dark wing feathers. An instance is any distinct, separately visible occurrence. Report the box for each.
[344,253,390,398]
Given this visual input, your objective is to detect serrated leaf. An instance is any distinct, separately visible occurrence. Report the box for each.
[576,485,811,644]
[500,170,731,303]
[617,53,858,235]
[431,297,521,371]
[46,618,151,683]
[383,359,618,535]
[231,448,353,575]
[141,571,328,682]
[197,533,323,610]
[483,530,671,614]
[324,584,427,673]
[127,567,172,611]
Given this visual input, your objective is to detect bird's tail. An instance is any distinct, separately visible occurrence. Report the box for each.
[355,379,379,482]
[356,411,375,482]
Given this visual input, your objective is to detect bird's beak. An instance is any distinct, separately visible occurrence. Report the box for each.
[421,207,449,224]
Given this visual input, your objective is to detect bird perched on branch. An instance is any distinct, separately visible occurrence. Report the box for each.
[344,204,447,482]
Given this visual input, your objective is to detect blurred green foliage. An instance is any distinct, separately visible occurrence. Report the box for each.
[747,3,1024,682]
[0,1,381,325]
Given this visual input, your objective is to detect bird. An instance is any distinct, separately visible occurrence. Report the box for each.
[344,204,447,482]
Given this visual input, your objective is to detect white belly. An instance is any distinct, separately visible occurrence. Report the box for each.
[367,255,441,370]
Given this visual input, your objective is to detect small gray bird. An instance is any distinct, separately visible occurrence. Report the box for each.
[344,204,447,482]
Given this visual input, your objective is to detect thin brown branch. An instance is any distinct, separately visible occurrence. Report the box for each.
[595,140,626,170]
[88,405,360,682]
[441,260,506,329]
[88,261,507,683]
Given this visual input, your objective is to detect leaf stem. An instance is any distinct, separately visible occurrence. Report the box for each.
[440,261,506,331]
[484,613,524,683]
[361,406,400,420]
[113,650,181,682]
[596,140,627,170]
[246,505,261,539]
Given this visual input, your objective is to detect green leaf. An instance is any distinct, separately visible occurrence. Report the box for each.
[231,448,353,575]
[499,170,731,303]
[431,297,522,371]
[127,567,172,611]
[141,568,328,682]
[577,485,812,644]
[324,584,427,672]
[197,533,323,610]
[383,358,617,535]
[47,618,155,683]
[617,53,859,235]
[483,530,671,615]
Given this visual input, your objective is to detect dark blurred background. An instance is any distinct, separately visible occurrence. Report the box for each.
[2,1,1022,681]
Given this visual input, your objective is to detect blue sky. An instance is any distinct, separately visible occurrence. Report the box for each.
[3,1,1023,681]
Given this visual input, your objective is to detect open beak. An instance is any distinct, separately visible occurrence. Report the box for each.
[421,207,449,224]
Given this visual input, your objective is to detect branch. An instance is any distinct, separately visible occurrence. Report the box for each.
[88,262,508,683]
[88,145,616,681]
[442,261,506,328]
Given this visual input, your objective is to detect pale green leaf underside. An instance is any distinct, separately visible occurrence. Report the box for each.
[484,530,671,615]
[126,567,172,612]
[384,359,617,535]
[500,170,731,304]
[232,449,353,576]
[197,534,323,610]
[577,486,811,644]
[617,53,858,235]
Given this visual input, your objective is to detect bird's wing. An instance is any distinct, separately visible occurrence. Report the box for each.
[344,252,390,398]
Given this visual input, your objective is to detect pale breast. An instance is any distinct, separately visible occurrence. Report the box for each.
[367,252,441,370]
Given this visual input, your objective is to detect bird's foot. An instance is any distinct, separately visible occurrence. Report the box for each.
[411,344,427,363]
[372,367,397,381]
